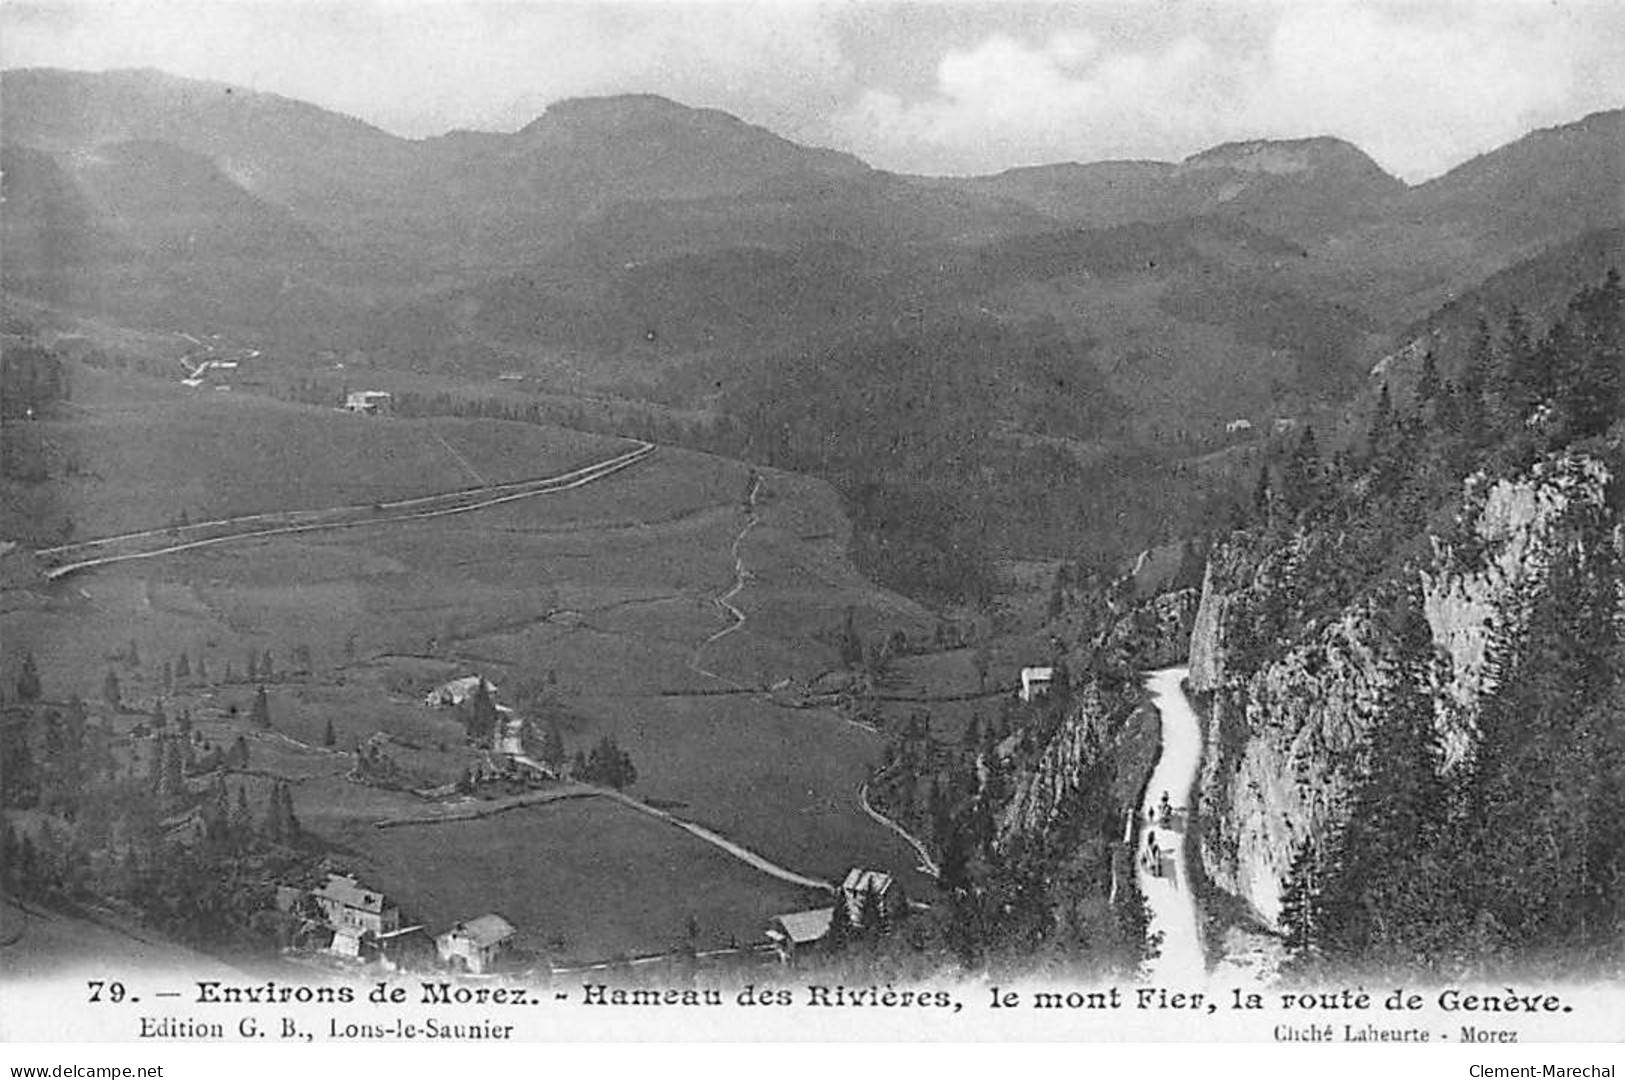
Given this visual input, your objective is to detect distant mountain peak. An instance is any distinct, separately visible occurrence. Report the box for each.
[508,91,870,180]
[1181,136,1393,180]
[519,93,739,135]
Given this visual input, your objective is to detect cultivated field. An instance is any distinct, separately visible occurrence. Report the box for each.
[354,799,822,963]
[33,364,630,538]
[5,387,946,963]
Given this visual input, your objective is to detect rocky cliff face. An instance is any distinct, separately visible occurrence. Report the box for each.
[1188,451,1615,927]
[1421,454,1614,753]
[1000,681,1119,838]
[1108,586,1200,669]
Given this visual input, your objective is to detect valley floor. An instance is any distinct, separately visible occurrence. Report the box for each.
[4,401,941,967]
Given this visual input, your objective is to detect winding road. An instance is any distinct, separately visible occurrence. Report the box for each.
[687,473,761,686]
[858,778,940,879]
[1139,665,1205,983]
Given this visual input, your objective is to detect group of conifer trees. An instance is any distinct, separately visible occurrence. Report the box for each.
[1278,271,1624,976]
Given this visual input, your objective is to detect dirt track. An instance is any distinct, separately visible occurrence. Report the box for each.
[39,441,655,581]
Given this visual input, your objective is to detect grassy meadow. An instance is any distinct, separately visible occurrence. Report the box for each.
[5,386,947,962]
[35,363,630,538]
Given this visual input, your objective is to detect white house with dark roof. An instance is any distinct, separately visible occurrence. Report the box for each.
[767,867,908,961]
[765,907,834,962]
[437,913,517,974]
[344,390,392,415]
[1020,666,1054,703]
[312,873,400,938]
[424,675,495,708]
[841,868,905,926]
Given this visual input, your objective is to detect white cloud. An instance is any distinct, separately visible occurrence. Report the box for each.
[835,31,1226,174]
[5,1,1622,177]
[1240,2,1590,178]
[0,1,854,138]
[830,1,1625,180]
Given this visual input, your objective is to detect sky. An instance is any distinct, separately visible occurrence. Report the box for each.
[3,0,1623,182]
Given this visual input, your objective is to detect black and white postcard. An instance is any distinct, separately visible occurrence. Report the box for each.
[1,0,1622,1062]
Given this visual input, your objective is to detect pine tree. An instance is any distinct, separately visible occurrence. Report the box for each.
[1280,425,1323,515]
[616,744,638,790]
[250,686,271,729]
[0,725,38,808]
[0,822,15,892]
[1318,590,1455,967]
[863,882,891,937]
[322,718,335,748]
[246,653,258,682]
[961,714,982,755]
[1368,384,1394,459]
[839,605,863,669]
[1562,269,1622,439]
[468,678,499,746]
[147,737,164,795]
[1465,520,1619,958]
[204,775,231,849]
[1417,351,1441,403]
[1280,835,1333,971]
[232,786,254,847]
[263,782,300,845]
[1460,316,1492,440]
[1487,306,1534,432]
[16,651,41,702]
[1046,570,1065,620]
[156,737,185,803]
[281,783,301,840]
[175,652,190,681]
[102,670,121,709]
[826,884,852,952]
[541,717,566,767]
[263,781,284,844]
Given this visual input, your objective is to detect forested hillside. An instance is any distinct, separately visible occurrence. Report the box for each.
[1189,270,1622,977]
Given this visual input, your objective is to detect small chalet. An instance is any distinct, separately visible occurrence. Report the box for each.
[313,873,401,938]
[765,908,834,963]
[1019,666,1054,703]
[767,867,907,961]
[841,868,905,927]
[344,390,392,415]
[423,675,495,708]
[437,913,516,974]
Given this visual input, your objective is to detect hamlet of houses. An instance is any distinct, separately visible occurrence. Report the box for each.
[765,868,907,962]
[275,668,1050,973]
[293,675,921,974]
[286,863,907,975]
[289,667,1046,973]
[279,872,517,974]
